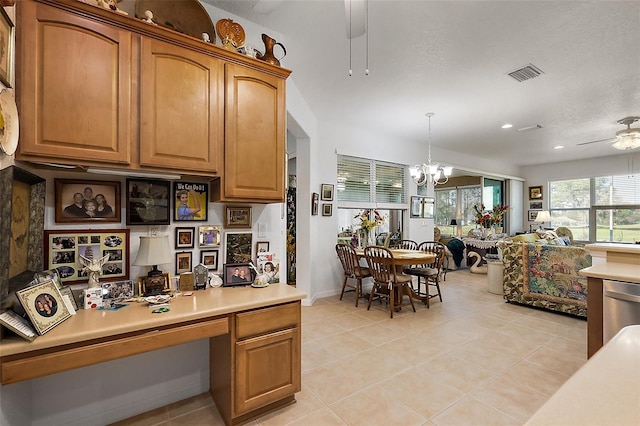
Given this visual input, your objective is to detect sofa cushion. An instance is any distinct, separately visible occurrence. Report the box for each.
[511,233,538,243]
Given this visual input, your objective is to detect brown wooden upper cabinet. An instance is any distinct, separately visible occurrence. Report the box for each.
[16,0,290,203]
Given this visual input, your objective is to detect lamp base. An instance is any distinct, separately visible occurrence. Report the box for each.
[143,271,166,296]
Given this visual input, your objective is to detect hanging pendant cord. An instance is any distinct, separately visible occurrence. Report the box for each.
[348,0,353,76]
[365,0,369,75]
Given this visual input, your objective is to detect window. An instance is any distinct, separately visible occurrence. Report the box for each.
[549,174,640,243]
[435,186,482,236]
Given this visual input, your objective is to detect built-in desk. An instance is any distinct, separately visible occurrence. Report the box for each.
[0,284,306,426]
[579,243,640,357]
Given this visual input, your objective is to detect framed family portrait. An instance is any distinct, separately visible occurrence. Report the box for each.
[529,185,543,200]
[0,8,14,89]
[222,263,255,287]
[225,232,253,264]
[126,178,170,225]
[199,225,221,247]
[175,252,192,275]
[201,250,219,270]
[44,229,130,285]
[322,204,332,216]
[54,179,121,223]
[321,184,334,201]
[173,182,208,221]
[175,227,195,249]
[224,206,252,229]
[16,279,71,335]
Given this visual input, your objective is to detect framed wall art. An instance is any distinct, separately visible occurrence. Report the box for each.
[44,229,130,285]
[201,250,219,270]
[126,178,170,225]
[225,232,253,264]
[256,241,270,254]
[530,201,543,210]
[16,279,71,335]
[0,7,14,89]
[199,225,221,247]
[528,210,539,221]
[311,192,319,216]
[54,179,121,223]
[529,185,543,200]
[224,206,252,229]
[410,196,422,218]
[321,183,334,201]
[322,204,332,216]
[173,182,208,221]
[176,252,192,275]
[175,227,195,249]
[422,197,435,219]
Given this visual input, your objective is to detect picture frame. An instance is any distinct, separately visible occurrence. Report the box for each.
[16,279,71,335]
[225,232,253,264]
[173,182,208,221]
[321,184,334,201]
[528,210,539,221]
[175,227,195,249]
[530,201,543,210]
[175,252,192,275]
[256,241,270,254]
[311,192,319,216]
[0,7,14,89]
[137,272,170,296]
[222,263,255,287]
[199,225,221,247]
[201,250,219,270]
[257,252,280,284]
[44,229,130,285]
[54,179,121,223]
[224,206,252,229]
[410,196,423,218]
[529,185,543,200]
[422,197,435,219]
[101,280,135,300]
[33,269,62,288]
[322,203,332,216]
[126,178,170,226]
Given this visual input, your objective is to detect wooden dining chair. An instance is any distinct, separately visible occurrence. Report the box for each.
[363,246,416,318]
[403,241,446,308]
[335,243,371,307]
[393,239,418,250]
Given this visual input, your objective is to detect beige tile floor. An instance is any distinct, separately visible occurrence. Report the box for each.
[112,269,587,426]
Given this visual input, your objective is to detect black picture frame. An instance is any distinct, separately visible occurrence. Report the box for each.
[201,250,219,270]
[126,178,171,225]
[54,179,121,223]
[321,184,334,201]
[173,182,208,221]
[175,227,195,249]
[175,251,192,275]
[528,210,539,221]
[322,204,332,216]
[529,185,543,200]
[410,196,422,218]
[0,7,14,89]
[222,263,255,287]
[530,201,543,210]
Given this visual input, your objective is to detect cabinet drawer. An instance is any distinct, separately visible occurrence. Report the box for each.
[1,317,228,385]
[235,302,300,339]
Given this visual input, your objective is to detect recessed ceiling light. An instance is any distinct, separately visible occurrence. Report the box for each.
[501,124,513,129]
[554,145,564,150]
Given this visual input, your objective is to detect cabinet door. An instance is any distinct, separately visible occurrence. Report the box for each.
[17,1,132,164]
[139,37,223,173]
[234,327,301,415]
[224,64,286,201]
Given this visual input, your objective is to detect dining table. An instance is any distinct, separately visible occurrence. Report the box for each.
[355,248,436,308]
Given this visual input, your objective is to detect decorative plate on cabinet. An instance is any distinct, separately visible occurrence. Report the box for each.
[0,88,19,156]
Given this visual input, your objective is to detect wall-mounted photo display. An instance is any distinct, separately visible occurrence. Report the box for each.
[175,227,195,249]
[410,196,423,218]
[322,204,332,216]
[321,184,334,201]
[199,225,221,247]
[529,185,543,200]
[224,206,252,229]
[530,201,543,210]
[256,241,270,254]
[528,210,539,221]
[54,179,121,223]
[409,196,435,219]
[0,8,14,89]
[16,279,71,335]
[225,232,253,264]
[173,182,208,221]
[126,178,170,225]
[175,252,192,275]
[201,250,219,270]
[44,229,129,285]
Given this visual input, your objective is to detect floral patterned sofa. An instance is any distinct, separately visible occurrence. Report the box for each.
[498,240,592,317]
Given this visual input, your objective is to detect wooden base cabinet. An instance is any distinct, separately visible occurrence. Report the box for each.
[210,301,301,426]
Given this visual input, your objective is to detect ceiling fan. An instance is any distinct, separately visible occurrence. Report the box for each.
[577,116,640,150]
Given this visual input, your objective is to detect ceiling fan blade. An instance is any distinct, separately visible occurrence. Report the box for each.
[576,137,615,146]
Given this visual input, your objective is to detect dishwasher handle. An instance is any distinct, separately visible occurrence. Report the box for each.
[604,289,640,303]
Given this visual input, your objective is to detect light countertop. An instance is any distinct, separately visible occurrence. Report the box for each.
[526,325,640,426]
[584,243,640,254]
[0,284,306,357]
[579,262,640,284]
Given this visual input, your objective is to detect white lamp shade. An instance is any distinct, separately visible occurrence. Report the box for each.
[133,235,173,266]
[535,210,551,223]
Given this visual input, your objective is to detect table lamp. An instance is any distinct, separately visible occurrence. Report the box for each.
[133,235,173,296]
[449,219,459,236]
[535,210,551,230]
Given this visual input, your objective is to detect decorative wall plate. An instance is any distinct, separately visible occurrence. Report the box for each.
[0,88,18,156]
[216,18,245,47]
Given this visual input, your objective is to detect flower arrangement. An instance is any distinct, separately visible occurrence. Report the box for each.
[473,204,509,228]
[354,209,385,232]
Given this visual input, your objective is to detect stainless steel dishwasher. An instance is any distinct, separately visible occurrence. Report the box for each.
[603,279,640,344]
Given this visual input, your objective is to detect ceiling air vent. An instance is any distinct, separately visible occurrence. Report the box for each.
[507,63,544,82]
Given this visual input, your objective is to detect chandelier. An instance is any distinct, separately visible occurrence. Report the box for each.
[612,116,640,150]
[410,113,453,186]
